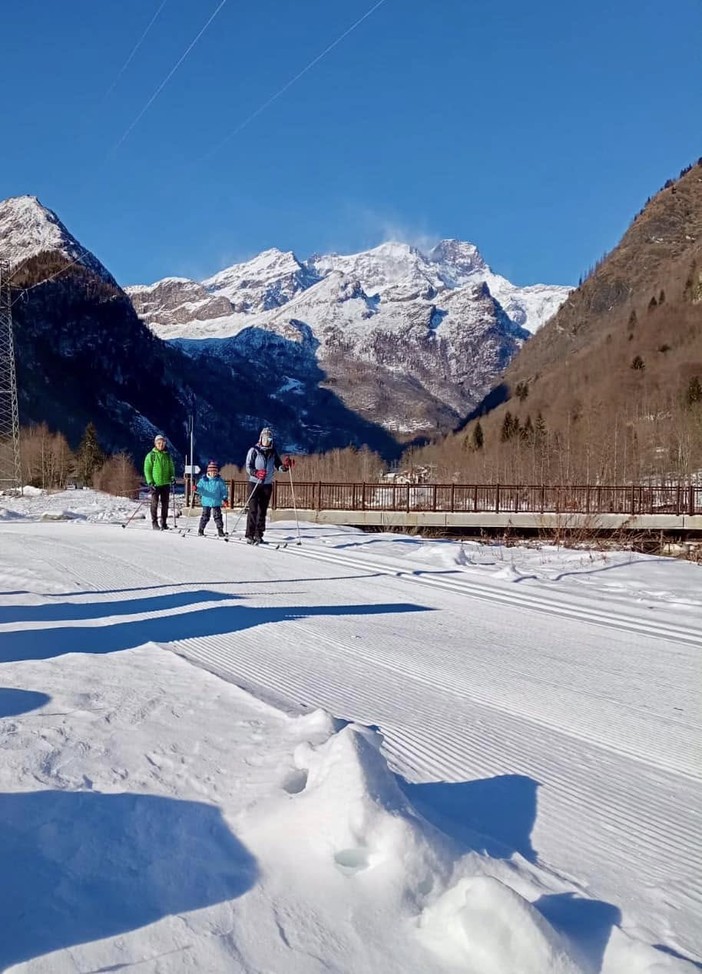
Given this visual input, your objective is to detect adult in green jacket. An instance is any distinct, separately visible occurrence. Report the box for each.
[144,433,176,530]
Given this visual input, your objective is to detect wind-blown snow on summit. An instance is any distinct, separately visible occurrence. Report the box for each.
[128,240,570,438]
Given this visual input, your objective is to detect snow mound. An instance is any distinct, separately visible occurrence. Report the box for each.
[250,716,589,972]
[282,723,449,897]
[39,510,84,521]
[0,508,26,521]
[288,707,346,745]
[418,874,584,974]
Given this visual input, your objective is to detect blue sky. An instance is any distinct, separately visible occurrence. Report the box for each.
[2,0,700,287]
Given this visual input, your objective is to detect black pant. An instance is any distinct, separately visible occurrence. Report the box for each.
[150,485,170,526]
[246,483,272,540]
[199,506,224,533]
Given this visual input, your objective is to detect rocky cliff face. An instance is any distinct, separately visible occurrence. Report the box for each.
[128,240,570,440]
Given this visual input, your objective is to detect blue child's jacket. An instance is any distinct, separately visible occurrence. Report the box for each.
[196,474,228,508]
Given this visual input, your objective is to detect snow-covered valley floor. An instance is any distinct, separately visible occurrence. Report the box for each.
[0,491,700,973]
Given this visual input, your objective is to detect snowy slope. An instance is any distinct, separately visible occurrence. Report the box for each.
[0,195,117,286]
[0,491,700,973]
[204,247,321,311]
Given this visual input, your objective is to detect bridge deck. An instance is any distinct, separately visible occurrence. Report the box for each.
[269,508,702,532]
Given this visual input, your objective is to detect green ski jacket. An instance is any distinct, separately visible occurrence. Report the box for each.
[144,448,175,487]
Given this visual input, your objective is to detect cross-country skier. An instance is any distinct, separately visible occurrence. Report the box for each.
[197,460,228,537]
[143,433,176,530]
[244,427,290,544]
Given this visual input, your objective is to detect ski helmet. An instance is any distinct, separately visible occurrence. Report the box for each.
[154,433,166,445]
[259,427,273,446]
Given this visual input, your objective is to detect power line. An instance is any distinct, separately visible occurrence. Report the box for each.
[101,0,171,101]
[109,0,228,156]
[10,252,92,306]
[200,0,388,163]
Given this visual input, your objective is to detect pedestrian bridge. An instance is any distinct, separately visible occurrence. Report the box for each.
[226,481,702,535]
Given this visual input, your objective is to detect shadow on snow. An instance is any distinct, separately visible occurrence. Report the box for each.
[0,687,51,718]
[0,596,432,664]
[0,684,255,969]
[536,893,621,974]
[0,789,257,969]
[0,589,235,625]
[403,774,624,973]
[403,774,539,862]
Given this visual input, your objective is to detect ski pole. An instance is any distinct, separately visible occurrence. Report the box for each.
[121,501,144,529]
[230,481,260,535]
[286,459,302,546]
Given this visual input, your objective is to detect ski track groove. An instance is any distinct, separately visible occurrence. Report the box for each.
[298,617,699,780]
[279,542,702,647]
[164,622,702,867]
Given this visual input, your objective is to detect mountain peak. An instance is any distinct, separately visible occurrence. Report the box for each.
[429,239,486,276]
[0,194,117,287]
[0,195,71,269]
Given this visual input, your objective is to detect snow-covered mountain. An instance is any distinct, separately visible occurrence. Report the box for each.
[128,241,570,438]
[0,195,117,288]
[0,195,400,458]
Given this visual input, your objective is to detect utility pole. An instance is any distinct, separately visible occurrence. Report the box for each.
[0,262,22,493]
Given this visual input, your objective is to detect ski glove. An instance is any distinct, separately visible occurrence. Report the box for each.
[255,469,267,481]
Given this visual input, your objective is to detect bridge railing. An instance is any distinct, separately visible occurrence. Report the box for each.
[227,482,702,517]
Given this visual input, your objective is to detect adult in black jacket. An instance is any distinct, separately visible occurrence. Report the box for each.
[244,427,289,543]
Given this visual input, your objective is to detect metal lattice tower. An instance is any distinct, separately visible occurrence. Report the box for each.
[0,262,22,493]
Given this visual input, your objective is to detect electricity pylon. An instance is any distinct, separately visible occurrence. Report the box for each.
[0,262,22,493]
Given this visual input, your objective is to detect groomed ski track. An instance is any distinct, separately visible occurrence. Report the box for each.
[2,521,700,964]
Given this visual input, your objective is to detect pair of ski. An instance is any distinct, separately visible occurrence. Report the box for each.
[180,528,288,549]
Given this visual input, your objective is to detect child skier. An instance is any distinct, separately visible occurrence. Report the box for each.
[196,460,229,537]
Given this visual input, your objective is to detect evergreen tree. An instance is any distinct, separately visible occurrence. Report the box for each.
[521,415,534,442]
[685,376,702,406]
[471,421,484,451]
[631,355,645,371]
[515,381,529,402]
[500,411,515,442]
[76,422,106,485]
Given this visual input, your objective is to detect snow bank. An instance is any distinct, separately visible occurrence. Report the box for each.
[418,875,583,973]
[0,487,141,524]
[21,485,45,496]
